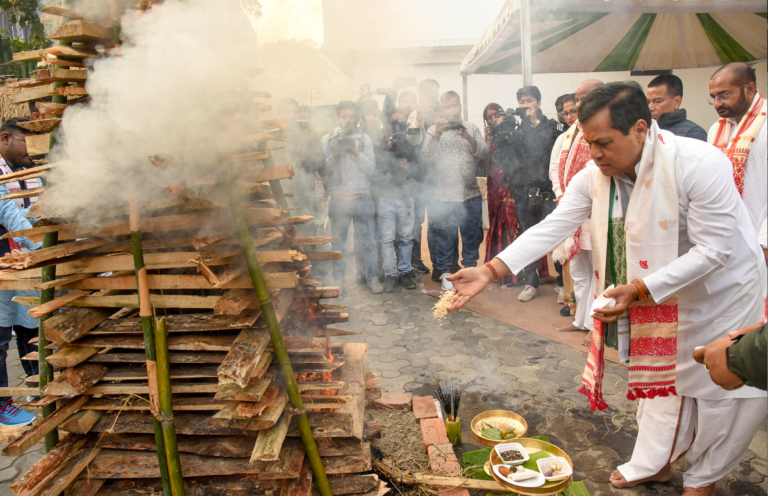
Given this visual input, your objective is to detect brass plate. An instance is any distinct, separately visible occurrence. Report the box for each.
[488,438,573,496]
[471,410,528,446]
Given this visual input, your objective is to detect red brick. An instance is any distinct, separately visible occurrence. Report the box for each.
[437,488,470,496]
[412,396,438,420]
[378,393,412,410]
[428,443,461,476]
[420,418,449,449]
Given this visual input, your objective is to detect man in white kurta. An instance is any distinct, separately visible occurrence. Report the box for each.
[448,82,767,494]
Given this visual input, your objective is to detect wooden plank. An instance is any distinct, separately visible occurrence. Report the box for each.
[9,84,54,104]
[16,119,61,134]
[34,68,88,83]
[340,343,367,441]
[214,373,273,402]
[296,381,345,392]
[322,475,380,495]
[322,442,372,475]
[53,86,88,97]
[296,286,340,299]
[28,290,91,319]
[214,390,288,431]
[0,237,108,269]
[213,289,256,315]
[282,460,312,496]
[17,294,223,310]
[12,48,45,62]
[63,479,104,496]
[2,396,89,456]
[45,45,99,59]
[47,19,112,42]
[50,334,236,352]
[9,434,87,493]
[77,396,225,412]
[46,347,98,368]
[87,351,228,364]
[97,433,256,457]
[44,307,114,344]
[40,5,87,19]
[250,411,293,462]
[85,449,265,479]
[26,133,51,156]
[0,161,62,185]
[301,251,342,261]
[42,272,298,291]
[91,311,260,335]
[32,444,101,496]
[1,186,45,200]
[287,412,354,438]
[315,438,366,458]
[217,328,270,388]
[235,386,279,417]
[59,410,102,434]
[94,477,282,496]
[266,445,312,488]
[101,364,220,381]
[42,363,107,396]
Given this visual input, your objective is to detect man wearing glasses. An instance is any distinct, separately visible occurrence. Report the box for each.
[0,118,43,427]
[708,62,766,254]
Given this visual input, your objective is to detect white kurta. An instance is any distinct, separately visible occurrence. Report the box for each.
[548,130,591,250]
[708,117,767,241]
[497,134,767,401]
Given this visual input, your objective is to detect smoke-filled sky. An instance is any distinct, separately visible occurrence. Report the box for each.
[256,0,324,45]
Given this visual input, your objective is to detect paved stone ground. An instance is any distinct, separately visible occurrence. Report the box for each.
[0,268,765,496]
[330,263,768,496]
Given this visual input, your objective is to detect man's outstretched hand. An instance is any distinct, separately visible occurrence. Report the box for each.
[445,267,492,312]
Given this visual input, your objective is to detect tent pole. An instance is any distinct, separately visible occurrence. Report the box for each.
[520,0,533,86]
[462,75,468,121]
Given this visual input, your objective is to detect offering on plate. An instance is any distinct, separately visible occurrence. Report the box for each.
[499,449,524,462]
[479,416,525,440]
[542,460,568,477]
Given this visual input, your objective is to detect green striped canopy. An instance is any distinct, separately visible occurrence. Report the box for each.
[460,3,767,75]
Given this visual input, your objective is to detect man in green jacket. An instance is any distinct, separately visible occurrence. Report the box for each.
[694,321,767,391]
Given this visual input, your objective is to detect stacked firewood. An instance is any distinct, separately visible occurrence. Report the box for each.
[0,9,383,496]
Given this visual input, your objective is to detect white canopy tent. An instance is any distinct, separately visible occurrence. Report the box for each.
[458,0,767,118]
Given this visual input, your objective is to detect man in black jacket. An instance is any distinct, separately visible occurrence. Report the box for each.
[647,75,707,141]
[505,86,562,302]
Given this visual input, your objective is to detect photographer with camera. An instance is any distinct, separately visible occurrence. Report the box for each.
[376,107,421,292]
[504,86,563,302]
[321,101,382,294]
[422,91,489,291]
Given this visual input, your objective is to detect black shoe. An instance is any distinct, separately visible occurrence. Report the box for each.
[383,275,397,293]
[560,305,571,317]
[398,272,417,290]
[450,263,462,274]
[412,259,430,274]
[431,269,445,282]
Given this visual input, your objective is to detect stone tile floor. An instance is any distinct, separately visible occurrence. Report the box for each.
[0,268,765,496]
[330,266,768,496]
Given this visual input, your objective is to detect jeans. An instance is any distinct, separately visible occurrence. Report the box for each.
[329,196,379,283]
[432,196,484,272]
[0,325,38,403]
[379,197,415,276]
[515,187,557,288]
[412,191,428,264]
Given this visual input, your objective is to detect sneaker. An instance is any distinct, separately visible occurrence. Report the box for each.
[450,263,462,274]
[412,259,430,274]
[554,286,562,295]
[557,289,564,305]
[367,278,384,294]
[431,268,445,282]
[518,285,538,302]
[398,272,417,290]
[383,275,397,293]
[0,400,36,427]
[439,272,454,291]
[560,305,571,317]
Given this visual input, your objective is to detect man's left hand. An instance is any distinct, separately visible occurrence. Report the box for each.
[693,334,745,390]
[592,283,638,323]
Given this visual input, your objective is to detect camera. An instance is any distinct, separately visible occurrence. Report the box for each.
[330,128,358,154]
[388,132,416,161]
[446,119,464,130]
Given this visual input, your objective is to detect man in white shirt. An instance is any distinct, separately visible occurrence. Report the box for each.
[707,62,767,258]
[448,82,767,496]
[548,80,603,342]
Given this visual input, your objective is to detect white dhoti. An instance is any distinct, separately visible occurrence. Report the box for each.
[617,395,767,488]
[570,248,593,331]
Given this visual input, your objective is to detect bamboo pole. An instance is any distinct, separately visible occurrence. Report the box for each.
[226,170,333,496]
[129,188,172,496]
[154,317,185,496]
[37,232,58,452]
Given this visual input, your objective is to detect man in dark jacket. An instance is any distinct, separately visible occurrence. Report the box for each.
[647,74,707,141]
[504,86,562,302]
[694,321,767,391]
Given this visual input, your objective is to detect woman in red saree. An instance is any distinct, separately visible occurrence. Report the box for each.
[483,103,547,286]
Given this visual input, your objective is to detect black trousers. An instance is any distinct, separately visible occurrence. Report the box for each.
[0,325,39,403]
[515,186,557,288]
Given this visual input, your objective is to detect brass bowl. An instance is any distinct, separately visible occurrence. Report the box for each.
[471,410,528,446]
[488,438,573,496]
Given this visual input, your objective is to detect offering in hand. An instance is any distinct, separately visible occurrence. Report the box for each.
[433,290,457,319]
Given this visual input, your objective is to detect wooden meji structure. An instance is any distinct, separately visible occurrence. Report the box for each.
[0,5,384,496]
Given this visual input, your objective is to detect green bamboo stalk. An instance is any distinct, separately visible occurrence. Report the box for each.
[154,317,185,496]
[129,195,171,496]
[37,232,58,452]
[226,172,333,496]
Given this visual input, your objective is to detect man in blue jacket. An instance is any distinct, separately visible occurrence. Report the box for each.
[0,118,43,426]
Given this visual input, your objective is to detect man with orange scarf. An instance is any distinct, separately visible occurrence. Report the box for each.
[707,62,767,255]
[549,81,602,343]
